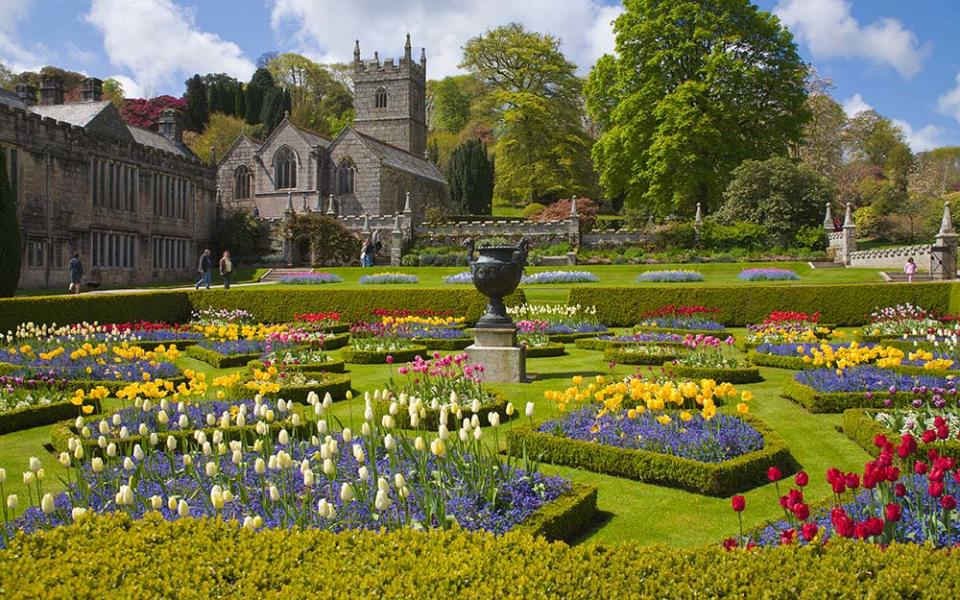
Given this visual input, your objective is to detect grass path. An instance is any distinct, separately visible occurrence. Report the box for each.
[0,329,872,547]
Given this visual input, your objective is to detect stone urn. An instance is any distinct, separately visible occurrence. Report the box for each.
[464,238,529,329]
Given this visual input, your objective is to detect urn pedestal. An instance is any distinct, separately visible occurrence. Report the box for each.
[463,238,529,383]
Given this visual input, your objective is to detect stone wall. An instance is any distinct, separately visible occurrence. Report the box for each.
[848,244,932,269]
[0,103,217,290]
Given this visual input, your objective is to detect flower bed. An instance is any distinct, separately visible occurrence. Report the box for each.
[575,333,686,351]
[0,378,101,435]
[507,412,792,496]
[443,271,473,285]
[358,273,419,285]
[859,304,941,342]
[524,342,566,358]
[737,268,799,281]
[635,305,726,336]
[507,304,607,341]
[278,272,343,285]
[746,350,809,370]
[636,270,703,283]
[782,367,957,413]
[842,408,960,461]
[604,346,683,365]
[185,344,272,369]
[521,271,599,285]
[341,346,428,365]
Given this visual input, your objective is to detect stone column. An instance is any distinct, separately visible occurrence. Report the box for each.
[840,202,856,265]
[932,202,958,280]
[326,194,336,216]
[568,195,580,248]
[286,191,294,213]
[823,202,834,249]
[390,213,403,266]
[314,190,323,212]
[694,202,703,244]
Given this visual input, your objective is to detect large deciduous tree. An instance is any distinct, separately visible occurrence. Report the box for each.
[801,93,846,184]
[0,150,21,297]
[461,23,595,205]
[585,0,809,216]
[446,139,494,215]
[266,53,353,136]
[186,113,254,164]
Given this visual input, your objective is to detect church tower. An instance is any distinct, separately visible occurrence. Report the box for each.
[352,35,427,157]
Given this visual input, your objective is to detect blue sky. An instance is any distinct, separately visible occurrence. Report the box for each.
[2,0,959,151]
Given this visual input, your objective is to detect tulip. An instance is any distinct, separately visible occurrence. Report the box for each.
[210,486,225,510]
[525,402,535,418]
[71,507,88,521]
[414,436,426,452]
[358,466,370,481]
[6,495,17,510]
[488,413,500,428]
[0,468,5,484]
[317,419,328,435]
[384,434,396,452]
[58,452,71,468]
[731,495,745,512]
[149,433,159,447]
[23,471,34,486]
[374,489,391,511]
[123,457,135,471]
[473,427,483,441]
[177,499,189,518]
[505,402,515,417]
[183,454,193,468]
[269,485,280,502]
[243,516,255,529]
[340,482,355,503]
[205,462,218,477]
[133,445,144,461]
[118,485,134,506]
[767,466,782,482]
[254,458,266,474]
[150,495,163,510]
[91,457,104,473]
[342,428,353,443]
[431,438,446,457]
[304,470,315,487]
[28,456,41,473]
[112,414,122,426]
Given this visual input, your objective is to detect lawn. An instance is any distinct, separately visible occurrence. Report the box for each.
[0,327,871,547]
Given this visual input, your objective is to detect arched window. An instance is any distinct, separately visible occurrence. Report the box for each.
[337,158,356,194]
[234,165,252,199]
[274,146,298,190]
[375,87,387,109]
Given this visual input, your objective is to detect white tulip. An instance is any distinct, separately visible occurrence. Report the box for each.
[236,414,246,427]
[525,402,535,418]
[431,438,446,457]
[71,507,88,521]
[206,414,215,426]
[488,413,500,427]
[81,426,91,438]
[269,485,280,501]
[473,427,483,441]
[317,419,328,435]
[133,444,144,461]
[183,454,193,468]
[149,433,159,447]
[414,436,426,452]
[123,457,135,471]
[358,466,370,481]
[157,410,168,425]
[74,445,85,460]
[138,423,149,436]
[97,435,107,449]
[394,473,406,489]
[166,436,177,452]
[178,414,189,429]
[254,458,266,474]
[28,456,41,473]
[506,402,515,416]
[91,457,104,473]
[438,425,449,440]
[342,428,353,443]
[58,452,71,468]
[459,428,469,442]
[268,455,278,470]
[6,495,17,510]
[98,420,110,435]
[361,422,371,436]
[210,486,224,510]
[352,444,365,462]
[232,450,243,465]
[471,399,480,414]
[340,482,354,502]
[471,414,479,429]
[112,414,122,426]
[323,459,335,476]
[291,414,301,427]
[40,493,55,514]
[73,417,84,431]
[177,499,189,518]
[0,468,6,485]
[106,443,117,457]
[278,429,290,445]
[205,462,218,477]
[374,489,391,512]
[150,495,163,510]
[213,431,223,445]
[68,437,78,452]
[304,469,315,487]
[364,406,374,422]
[242,516,255,529]
[384,434,396,452]
[118,485,134,506]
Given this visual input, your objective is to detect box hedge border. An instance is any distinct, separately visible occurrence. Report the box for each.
[510,483,597,542]
[412,337,472,351]
[548,332,605,344]
[340,345,428,365]
[0,397,101,436]
[574,337,686,352]
[247,359,346,374]
[185,345,263,369]
[842,408,960,461]
[505,412,795,496]
[746,351,810,371]
[665,363,763,384]
[310,333,350,351]
[272,374,353,404]
[570,282,960,327]
[781,380,919,413]
[603,347,682,365]
[525,343,566,358]
[633,325,730,338]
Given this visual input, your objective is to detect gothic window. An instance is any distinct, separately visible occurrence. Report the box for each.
[234,165,252,199]
[337,158,356,194]
[375,87,387,109]
[274,146,298,190]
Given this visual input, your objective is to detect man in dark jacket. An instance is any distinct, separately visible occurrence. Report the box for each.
[68,253,83,294]
[195,249,213,290]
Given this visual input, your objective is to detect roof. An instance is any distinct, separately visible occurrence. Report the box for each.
[297,127,331,148]
[127,125,196,160]
[0,89,26,110]
[30,100,112,127]
[353,130,447,184]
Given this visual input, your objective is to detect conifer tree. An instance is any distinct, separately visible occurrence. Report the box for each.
[184,74,209,131]
[446,139,494,215]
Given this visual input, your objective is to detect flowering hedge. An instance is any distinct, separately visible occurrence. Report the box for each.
[737,268,800,281]
[521,271,599,285]
[358,273,420,285]
[506,413,794,496]
[636,270,704,283]
[3,515,960,597]
[443,271,473,285]
[575,333,686,351]
[277,273,343,285]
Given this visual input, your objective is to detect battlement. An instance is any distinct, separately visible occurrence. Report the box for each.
[352,35,426,81]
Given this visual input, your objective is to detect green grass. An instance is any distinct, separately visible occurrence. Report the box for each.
[0,328,872,547]
[16,266,270,297]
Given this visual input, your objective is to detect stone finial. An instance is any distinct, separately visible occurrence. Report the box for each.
[354,40,360,62]
[824,202,834,227]
[403,191,412,214]
[695,202,703,224]
[315,190,323,211]
[362,213,370,233]
[326,193,335,215]
[843,202,854,229]
[420,47,427,68]
[374,51,380,65]
[404,33,412,60]
[939,201,956,236]
[286,191,294,213]
[570,196,578,217]
[393,212,402,233]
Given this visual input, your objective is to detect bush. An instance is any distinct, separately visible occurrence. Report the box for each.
[700,221,768,251]
[604,347,681,365]
[795,225,826,251]
[282,213,362,266]
[522,202,546,218]
[4,514,960,597]
[525,343,566,358]
[0,397,101,436]
[570,283,960,327]
[0,291,193,333]
[664,364,763,384]
[268,374,353,404]
[506,413,794,496]
[340,345,428,364]
[745,351,809,371]
[530,198,598,231]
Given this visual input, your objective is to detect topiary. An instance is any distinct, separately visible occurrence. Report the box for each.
[522,203,546,218]
[0,151,22,297]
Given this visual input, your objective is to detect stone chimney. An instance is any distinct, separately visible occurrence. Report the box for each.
[15,84,36,107]
[39,76,64,106]
[81,78,102,102]
[158,109,183,144]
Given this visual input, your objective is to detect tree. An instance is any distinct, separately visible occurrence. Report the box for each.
[0,150,21,297]
[260,87,286,134]
[120,96,187,130]
[585,0,809,216]
[266,53,353,135]
[429,76,473,133]
[801,94,846,183]
[446,139,494,214]
[186,113,254,164]
[0,62,14,90]
[716,157,832,245]
[215,208,269,258]
[461,23,595,205]
[184,75,209,131]
[234,85,246,121]
[101,78,125,109]
[245,68,275,125]
[202,73,241,116]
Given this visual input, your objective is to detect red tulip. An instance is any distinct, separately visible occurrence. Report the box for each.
[779,528,795,546]
[831,479,846,494]
[895,483,907,497]
[801,522,818,541]
[929,480,945,497]
[794,471,809,487]
[731,495,746,512]
[767,466,782,482]
[941,495,957,511]
[793,503,810,521]
[884,503,901,522]
[914,461,928,475]
[722,537,739,551]
[844,473,860,489]
[898,433,917,458]
[922,430,937,444]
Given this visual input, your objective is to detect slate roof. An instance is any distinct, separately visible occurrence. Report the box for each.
[30,101,112,127]
[298,127,331,149]
[353,130,447,184]
[0,89,26,110]
[127,125,196,159]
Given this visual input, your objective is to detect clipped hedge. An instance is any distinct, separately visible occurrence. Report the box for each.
[574,337,685,352]
[570,282,960,327]
[547,332,605,344]
[633,325,729,338]
[3,514,960,598]
[412,337,472,351]
[842,408,960,461]
[0,397,101,436]
[511,483,597,543]
[56,376,187,395]
[525,343,566,358]
[603,347,680,365]
[340,345,428,365]
[247,359,346,374]
[665,363,763,384]
[506,413,795,496]
[781,380,917,413]
[312,333,350,350]
[185,345,262,369]
[746,351,810,370]
[126,339,199,350]
[0,288,526,331]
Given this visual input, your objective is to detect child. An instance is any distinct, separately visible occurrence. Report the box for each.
[904,257,917,283]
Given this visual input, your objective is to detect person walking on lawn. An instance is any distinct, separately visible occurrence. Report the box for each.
[219,250,233,290]
[67,252,83,294]
[904,257,918,283]
[195,248,213,289]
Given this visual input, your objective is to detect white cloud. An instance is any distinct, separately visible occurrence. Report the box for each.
[937,73,960,123]
[270,0,622,79]
[892,119,943,152]
[841,93,872,116]
[775,0,925,79]
[107,75,144,100]
[86,0,255,97]
[0,0,48,72]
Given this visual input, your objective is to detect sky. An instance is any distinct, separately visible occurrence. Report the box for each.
[2,0,960,151]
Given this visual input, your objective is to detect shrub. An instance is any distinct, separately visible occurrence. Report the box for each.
[664,364,763,384]
[358,273,420,285]
[185,345,263,369]
[604,347,682,365]
[521,271,598,285]
[0,397,101,436]
[570,283,960,327]
[522,202,546,218]
[4,515,960,597]
[745,351,809,370]
[530,198,598,231]
[737,268,799,281]
[506,413,794,496]
[340,345,428,364]
[525,343,566,358]
[781,380,917,413]
[700,221,768,251]
[636,270,704,283]
[795,225,826,251]
[281,213,362,266]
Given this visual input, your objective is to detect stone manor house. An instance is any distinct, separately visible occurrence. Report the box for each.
[216,36,449,265]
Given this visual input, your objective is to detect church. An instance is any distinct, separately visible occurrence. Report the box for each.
[216,36,449,226]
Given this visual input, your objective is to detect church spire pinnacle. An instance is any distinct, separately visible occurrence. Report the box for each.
[420,46,426,68]
[404,33,412,61]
